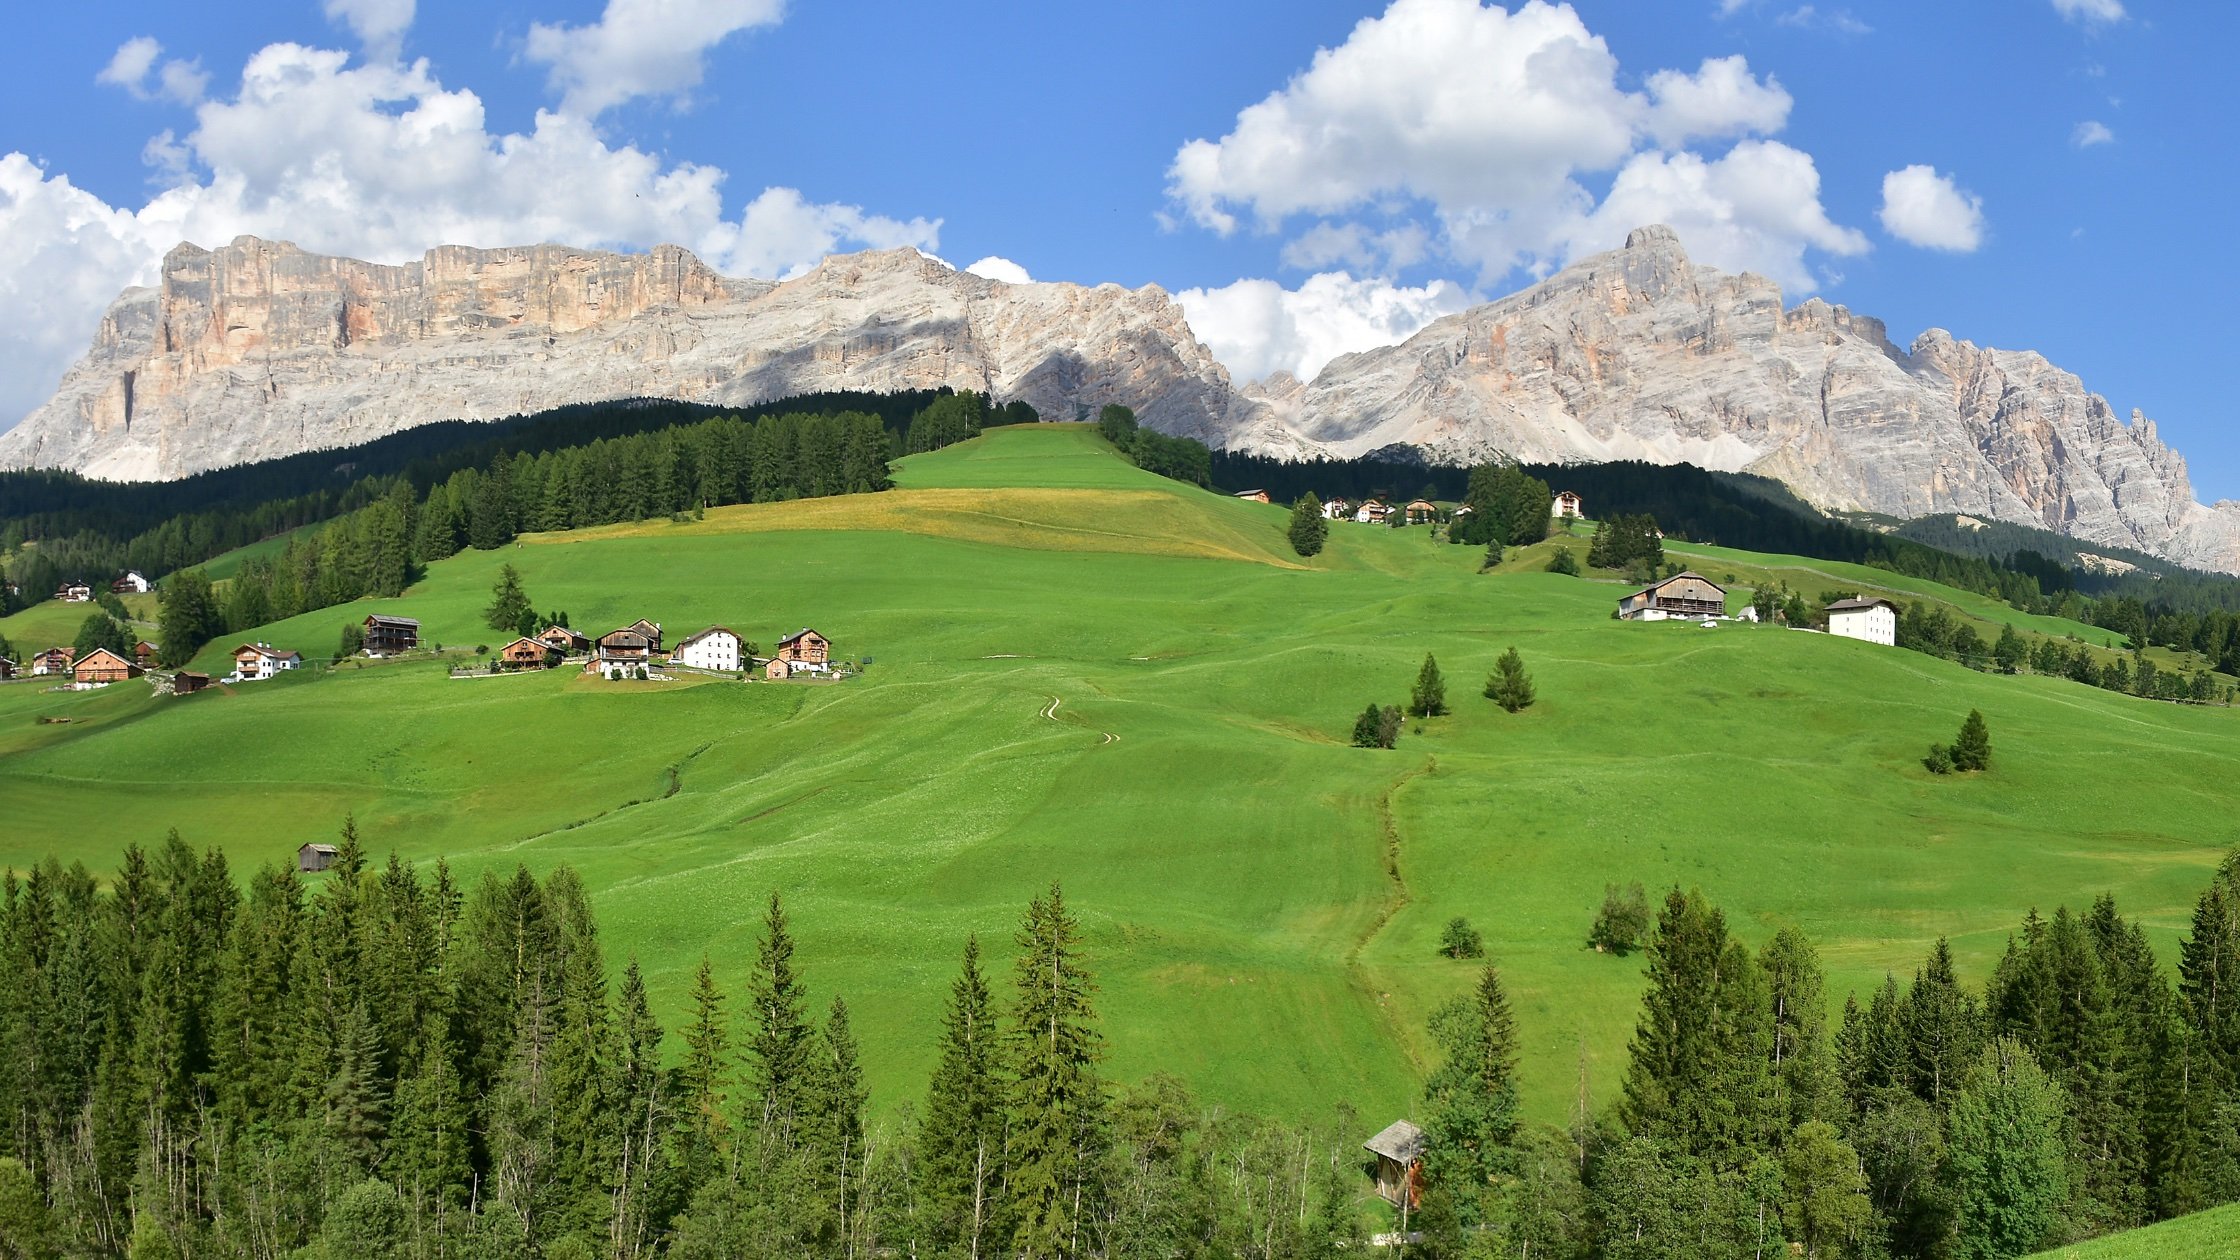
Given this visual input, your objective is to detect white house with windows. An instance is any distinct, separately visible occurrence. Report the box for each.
[1826,596,1898,646]
[671,626,744,672]
[231,643,303,681]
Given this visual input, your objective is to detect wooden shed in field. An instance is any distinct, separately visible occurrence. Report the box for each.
[1363,1119,1426,1207]
[298,843,340,873]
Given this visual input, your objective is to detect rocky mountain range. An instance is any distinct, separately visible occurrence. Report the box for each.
[6,226,2238,573]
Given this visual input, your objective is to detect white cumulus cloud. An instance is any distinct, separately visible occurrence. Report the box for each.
[2052,0,2125,25]
[1568,141,1867,291]
[0,38,936,432]
[96,37,209,106]
[1175,272,1470,384]
[1878,165,1985,252]
[2072,120,2115,148]
[526,0,785,117]
[324,0,416,62]
[1165,0,1853,290]
[965,256,1033,284]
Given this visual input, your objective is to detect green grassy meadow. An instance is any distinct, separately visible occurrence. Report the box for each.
[0,424,2231,1133]
[2025,1203,2240,1258]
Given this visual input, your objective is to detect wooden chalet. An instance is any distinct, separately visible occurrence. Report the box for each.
[1354,499,1392,524]
[1404,498,1438,525]
[298,843,340,873]
[112,571,153,594]
[595,628,652,667]
[363,614,420,655]
[0,658,15,681]
[1617,571,1728,621]
[1552,490,1584,519]
[627,619,664,653]
[1232,488,1271,504]
[776,628,830,666]
[31,646,74,676]
[1363,1120,1426,1208]
[73,648,142,685]
[499,637,557,669]
[173,671,211,695]
[538,624,593,655]
[56,580,92,603]
[134,641,160,669]
[765,657,794,681]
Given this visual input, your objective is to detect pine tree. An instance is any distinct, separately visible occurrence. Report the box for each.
[1485,646,1535,712]
[1951,710,1991,772]
[320,1001,391,1182]
[154,569,220,668]
[485,564,533,633]
[610,961,667,1260]
[805,996,867,1238]
[1420,966,1522,1209]
[1761,926,1841,1128]
[674,956,731,1187]
[1286,494,1328,559]
[1993,625,2025,675]
[745,892,811,1134]
[1902,938,1985,1111]
[1007,882,1105,1260]
[1619,888,1778,1164]
[919,936,1005,1256]
[1409,652,1448,717]
[1351,702,1384,749]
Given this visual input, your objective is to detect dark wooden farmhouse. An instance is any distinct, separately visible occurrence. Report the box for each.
[499,637,557,669]
[363,614,421,654]
[298,843,340,873]
[73,648,142,685]
[134,641,160,669]
[595,628,652,669]
[538,625,593,655]
[1617,571,1728,621]
[627,619,664,653]
[776,628,830,666]
[173,671,211,695]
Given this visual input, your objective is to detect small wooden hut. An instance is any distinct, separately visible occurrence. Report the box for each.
[1363,1119,1426,1207]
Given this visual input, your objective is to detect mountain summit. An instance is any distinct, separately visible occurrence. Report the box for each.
[6,226,2238,572]
[0,235,1244,482]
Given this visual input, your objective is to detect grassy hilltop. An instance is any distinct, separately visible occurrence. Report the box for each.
[0,424,2231,1128]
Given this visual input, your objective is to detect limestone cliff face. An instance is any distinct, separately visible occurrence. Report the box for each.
[1237,226,2240,573]
[0,235,1244,481]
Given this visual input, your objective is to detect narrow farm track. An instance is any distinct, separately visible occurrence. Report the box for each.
[1346,756,1437,1071]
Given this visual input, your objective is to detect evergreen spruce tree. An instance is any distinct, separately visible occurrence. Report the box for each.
[673,956,731,1188]
[1761,926,1842,1129]
[745,892,811,1134]
[1409,652,1448,717]
[1286,494,1328,558]
[609,961,668,1260]
[1006,882,1106,1260]
[1351,702,1384,749]
[1620,889,1779,1164]
[1485,647,1535,712]
[1951,710,1992,772]
[1993,625,2025,675]
[484,564,533,633]
[1902,939,1985,1111]
[919,936,1006,1256]
[1419,965,1522,1212]
[805,997,867,1240]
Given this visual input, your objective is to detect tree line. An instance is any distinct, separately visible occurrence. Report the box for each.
[7,832,2235,1258]
[141,398,993,668]
[0,833,1366,1259]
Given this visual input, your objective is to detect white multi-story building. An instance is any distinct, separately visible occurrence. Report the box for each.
[671,626,744,672]
[1826,596,1898,646]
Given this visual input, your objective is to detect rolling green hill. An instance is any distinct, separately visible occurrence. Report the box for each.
[0,423,2231,1129]
[2025,1203,2240,1258]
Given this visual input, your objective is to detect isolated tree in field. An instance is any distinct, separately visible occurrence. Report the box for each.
[1287,493,1328,558]
[1411,653,1449,716]
[1952,710,1991,771]
[1946,1038,2071,1260]
[1351,703,1383,748]
[1547,546,1580,575]
[1440,917,1484,959]
[1420,965,1522,1208]
[1589,882,1650,954]
[1485,647,1535,712]
[1377,704,1404,749]
[1993,625,2025,675]
[1007,882,1106,1259]
[485,564,532,633]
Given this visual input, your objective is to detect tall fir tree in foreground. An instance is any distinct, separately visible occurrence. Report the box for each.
[484,564,533,633]
[919,935,1006,1258]
[1007,883,1106,1260]
[1420,965,1522,1216]
[745,892,811,1135]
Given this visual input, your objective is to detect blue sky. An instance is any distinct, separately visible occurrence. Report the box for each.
[5,1,2235,496]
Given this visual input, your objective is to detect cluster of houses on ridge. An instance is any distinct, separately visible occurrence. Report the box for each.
[1,639,169,689]
[1232,489,1589,527]
[1616,570,1900,645]
[498,619,836,681]
[50,572,152,603]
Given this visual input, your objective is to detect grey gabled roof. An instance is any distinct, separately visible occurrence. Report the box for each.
[1825,596,1897,613]
[1363,1119,1426,1163]
[365,615,421,628]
